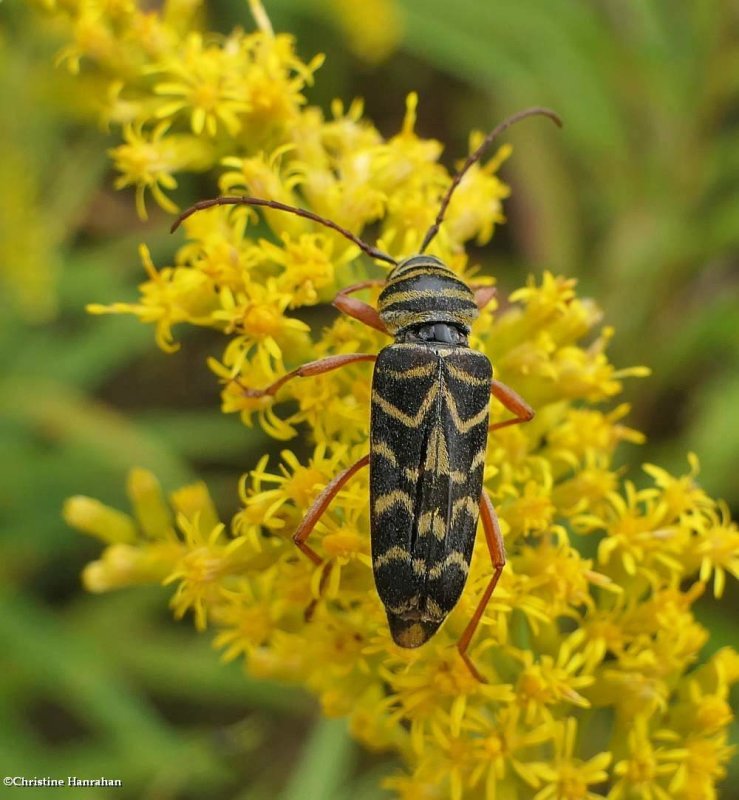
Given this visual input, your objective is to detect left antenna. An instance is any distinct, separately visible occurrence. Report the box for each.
[170,195,398,267]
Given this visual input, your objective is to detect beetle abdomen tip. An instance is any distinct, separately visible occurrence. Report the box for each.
[386,612,443,649]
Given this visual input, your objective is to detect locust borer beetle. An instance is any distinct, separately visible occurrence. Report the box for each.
[172,107,562,681]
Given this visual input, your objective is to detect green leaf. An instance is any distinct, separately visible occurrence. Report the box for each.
[280,718,356,800]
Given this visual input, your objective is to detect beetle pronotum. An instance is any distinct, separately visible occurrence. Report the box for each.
[173,107,562,681]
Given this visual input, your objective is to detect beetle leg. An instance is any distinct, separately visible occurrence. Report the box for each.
[235,353,376,398]
[489,379,535,432]
[471,284,497,311]
[292,453,370,566]
[457,491,506,683]
[332,280,389,334]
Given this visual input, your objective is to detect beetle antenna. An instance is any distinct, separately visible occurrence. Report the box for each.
[171,195,398,267]
[419,107,562,253]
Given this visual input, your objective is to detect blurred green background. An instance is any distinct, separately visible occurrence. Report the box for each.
[1,1,737,797]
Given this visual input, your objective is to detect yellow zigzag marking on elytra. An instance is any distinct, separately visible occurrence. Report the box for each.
[446,363,491,386]
[384,595,420,615]
[470,448,487,472]
[425,598,445,619]
[373,440,398,467]
[418,509,446,540]
[381,362,437,381]
[442,383,489,433]
[412,558,426,576]
[424,423,449,476]
[428,551,470,580]
[374,490,414,516]
[403,466,420,483]
[372,382,439,428]
[451,495,479,526]
[374,545,410,568]
[384,596,445,622]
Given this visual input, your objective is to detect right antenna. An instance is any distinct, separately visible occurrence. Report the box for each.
[419,107,562,253]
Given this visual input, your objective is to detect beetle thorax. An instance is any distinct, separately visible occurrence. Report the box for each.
[377,255,479,336]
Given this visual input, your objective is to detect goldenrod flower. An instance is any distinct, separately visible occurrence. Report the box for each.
[110,121,213,218]
[39,1,738,797]
[610,717,686,800]
[695,500,739,598]
[150,31,250,137]
[533,718,611,800]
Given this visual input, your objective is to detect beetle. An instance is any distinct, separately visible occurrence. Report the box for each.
[172,107,561,680]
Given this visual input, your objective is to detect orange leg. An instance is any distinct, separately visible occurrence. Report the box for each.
[332,280,388,334]
[236,353,376,398]
[489,379,535,432]
[293,453,370,566]
[457,492,506,682]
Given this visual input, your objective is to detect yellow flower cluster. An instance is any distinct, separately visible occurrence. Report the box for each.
[43,2,738,797]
